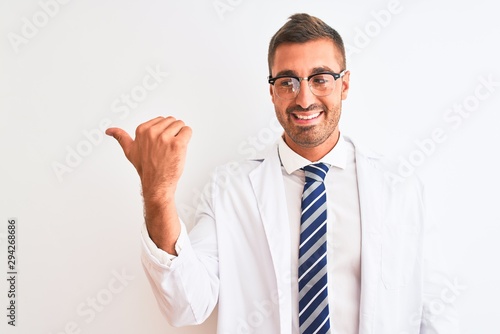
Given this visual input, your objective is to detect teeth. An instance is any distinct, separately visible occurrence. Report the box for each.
[295,112,320,120]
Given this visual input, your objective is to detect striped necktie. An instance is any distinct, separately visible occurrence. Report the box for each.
[299,163,331,334]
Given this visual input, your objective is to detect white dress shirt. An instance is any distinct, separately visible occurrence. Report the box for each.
[278,134,361,334]
[142,134,361,333]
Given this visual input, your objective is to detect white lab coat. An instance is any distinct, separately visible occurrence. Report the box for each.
[141,137,460,333]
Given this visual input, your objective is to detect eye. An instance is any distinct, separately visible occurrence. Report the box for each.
[277,78,295,88]
[311,74,331,86]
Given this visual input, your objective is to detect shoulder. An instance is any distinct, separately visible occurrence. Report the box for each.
[213,142,279,179]
[346,135,424,192]
[345,135,391,172]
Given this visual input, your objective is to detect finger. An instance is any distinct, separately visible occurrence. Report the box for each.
[150,117,183,138]
[163,119,187,137]
[105,127,133,156]
[175,126,193,143]
[135,116,170,138]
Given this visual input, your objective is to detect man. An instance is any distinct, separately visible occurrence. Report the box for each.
[107,13,459,334]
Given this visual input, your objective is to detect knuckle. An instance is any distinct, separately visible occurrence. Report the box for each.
[171,138,185,151]
[174,120,185,127]
[159,131,172,144]
[136,123,147,136]
[171,138,182,147]
[147,127,156,138]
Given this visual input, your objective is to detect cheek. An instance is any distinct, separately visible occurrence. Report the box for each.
[317,97,333,111]
[274,104,286,122]
[273,98,289,115]
[271,90,290,115]
[321,93,341,111]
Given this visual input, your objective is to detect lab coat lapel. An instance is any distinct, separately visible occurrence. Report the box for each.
[249,144,292,334]
[351,138,384,334]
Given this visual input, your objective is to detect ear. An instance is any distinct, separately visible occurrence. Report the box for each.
[341,70,350,100]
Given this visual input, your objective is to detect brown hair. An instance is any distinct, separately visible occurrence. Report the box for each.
[268,13,346,76]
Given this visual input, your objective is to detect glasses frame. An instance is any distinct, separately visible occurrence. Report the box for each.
[267,70,347,99]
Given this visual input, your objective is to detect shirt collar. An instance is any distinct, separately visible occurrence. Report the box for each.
[278,134,347,175]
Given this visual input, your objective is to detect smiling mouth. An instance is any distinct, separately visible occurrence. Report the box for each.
[293,112,322,120]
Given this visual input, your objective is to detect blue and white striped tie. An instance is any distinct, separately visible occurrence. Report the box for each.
[299,163,331,334]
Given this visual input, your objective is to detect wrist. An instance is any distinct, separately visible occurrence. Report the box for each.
[141,183,176,204]
[146,223,180,255]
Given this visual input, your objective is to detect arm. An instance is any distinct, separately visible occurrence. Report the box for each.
[107,117,219,325]
[419,221,461,333]
[106,116,190,254]
[418,183,461,333]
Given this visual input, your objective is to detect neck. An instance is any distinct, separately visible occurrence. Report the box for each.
[285,131,340,162]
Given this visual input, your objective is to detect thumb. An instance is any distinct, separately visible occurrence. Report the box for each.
[106,127,133,157]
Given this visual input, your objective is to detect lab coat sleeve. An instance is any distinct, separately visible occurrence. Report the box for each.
[419,182,461,333]
[140,174,220,327]
[141,221,187,266]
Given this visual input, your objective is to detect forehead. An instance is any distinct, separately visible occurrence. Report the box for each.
[271,38,343,76]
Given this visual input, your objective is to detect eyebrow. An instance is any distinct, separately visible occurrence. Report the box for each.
[274,66,338,78]
[274,69,297,77]
[311,66,336,74]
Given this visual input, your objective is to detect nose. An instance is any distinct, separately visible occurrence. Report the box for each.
[295,79,316,108]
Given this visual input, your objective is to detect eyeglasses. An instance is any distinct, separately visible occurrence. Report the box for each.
[268,70,346,100]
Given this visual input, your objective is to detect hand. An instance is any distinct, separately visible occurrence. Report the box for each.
[106,116,192,253]
[106,116,192,199]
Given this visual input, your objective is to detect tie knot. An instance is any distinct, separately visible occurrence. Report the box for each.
[303,163,330,183]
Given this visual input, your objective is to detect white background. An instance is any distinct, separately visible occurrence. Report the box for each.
[1,0,499,333]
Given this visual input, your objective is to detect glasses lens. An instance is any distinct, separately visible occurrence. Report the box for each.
[309,73,334,97]
[274,77,299,99]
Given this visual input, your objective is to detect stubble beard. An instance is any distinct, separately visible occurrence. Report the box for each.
[277,103,341,149]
